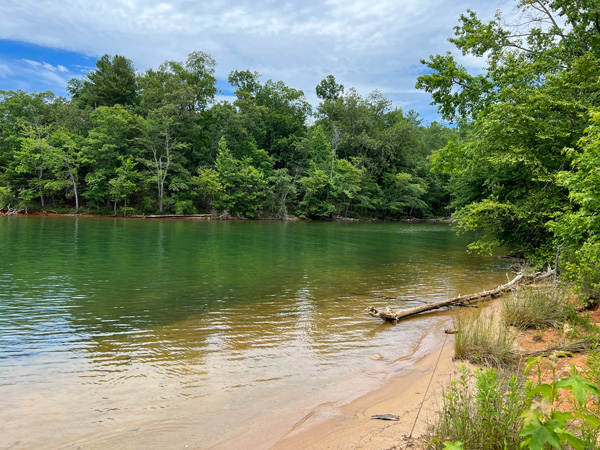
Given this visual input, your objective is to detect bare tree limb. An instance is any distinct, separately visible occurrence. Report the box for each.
[367,268,556,323]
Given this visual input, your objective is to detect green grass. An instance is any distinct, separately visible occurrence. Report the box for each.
[454,308,517,367]
[502,284,570,329]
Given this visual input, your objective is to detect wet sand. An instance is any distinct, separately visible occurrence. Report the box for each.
[206,317,461,450]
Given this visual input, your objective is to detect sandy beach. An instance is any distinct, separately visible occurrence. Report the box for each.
[206,315,462,450]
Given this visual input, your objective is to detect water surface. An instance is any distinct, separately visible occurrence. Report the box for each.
[0,217,510,448]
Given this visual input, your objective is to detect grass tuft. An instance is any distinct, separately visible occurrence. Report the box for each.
[502,283,570,329]
[454,308,517,367]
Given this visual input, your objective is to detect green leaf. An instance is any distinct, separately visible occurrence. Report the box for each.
[557,375,591,406]
[563,432,587,450]
[443,441,464,450]
[576,413,600,430]
[550,410,573,423]
[527,384,552,399]
[524,356,543,375]
[520,420,562,450]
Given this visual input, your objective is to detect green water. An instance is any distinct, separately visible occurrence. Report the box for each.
[0,217,510,449]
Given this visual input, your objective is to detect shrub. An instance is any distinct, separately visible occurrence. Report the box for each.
[563,242,600,301]
[427,366,527,449]
[0,186,14,209]
[174,199,196,215]
[432,356,600,450]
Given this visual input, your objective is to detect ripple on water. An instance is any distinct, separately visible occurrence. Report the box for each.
[0,218,511,449]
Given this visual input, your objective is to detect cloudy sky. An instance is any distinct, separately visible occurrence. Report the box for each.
[0,0,513,123]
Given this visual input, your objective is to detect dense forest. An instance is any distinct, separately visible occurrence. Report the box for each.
[0,55,454,221]
[0,0,599,295]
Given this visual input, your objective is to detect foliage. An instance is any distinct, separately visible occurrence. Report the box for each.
[174,199,196,215]
[433,355,600,450]
[109,155,139,214]
[552,111,600,298]
[0,51,454,218]
[0,186,13,209]
[418,0,600,264]
[315,75,344,101]
[211,137,268,218]
[68,54,138,108]
[427,366,528,450]
[520,354,600,450]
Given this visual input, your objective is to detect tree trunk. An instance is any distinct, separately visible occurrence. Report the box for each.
[158,179,164,213]
[367,268,556,323]
[66,162,79,213]
[39,167,45,207]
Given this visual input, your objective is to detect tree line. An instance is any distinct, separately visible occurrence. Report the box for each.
[0,53,453,220]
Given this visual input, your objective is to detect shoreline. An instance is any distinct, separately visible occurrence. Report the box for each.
[204,315,460,450]
[0,209,452,223]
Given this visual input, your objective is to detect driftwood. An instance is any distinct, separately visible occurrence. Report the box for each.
[515,338,599,357]
[371,414,399,421]
[367,268,557,323]
[1,207,25,216]
[143,214,212,219]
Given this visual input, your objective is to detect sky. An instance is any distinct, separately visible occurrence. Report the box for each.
[0,0,515,123]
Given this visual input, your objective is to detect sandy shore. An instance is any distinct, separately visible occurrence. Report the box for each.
[272,331,459,450]
[206,316,462,450]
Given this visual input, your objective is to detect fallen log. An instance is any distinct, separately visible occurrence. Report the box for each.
[367,269,556,323]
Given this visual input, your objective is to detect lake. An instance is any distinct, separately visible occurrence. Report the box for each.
[0,217,510,449]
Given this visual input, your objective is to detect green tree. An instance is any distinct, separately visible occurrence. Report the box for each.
[149,51,217,113]
[82,105,140,209]
[417,0,600,261]
[16,127,86,212]
[44,130,85,213]
[0,90,57,207]
[138,51,217,180]
[14,124,53,206]
[138,115,188,213]
[316,75,344,101]
[267,168,298,219]
[552,111,600,296]
[192,167,223,210]
[68,54,138,108]
[109,155,139,215]
[298,126,364,218]
[212,137,268,217]
[229,72,310,167]
[315,87,436,218]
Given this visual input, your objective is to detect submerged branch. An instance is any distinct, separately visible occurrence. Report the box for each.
[367,268,556,323]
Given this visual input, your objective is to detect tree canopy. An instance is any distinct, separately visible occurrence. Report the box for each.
[0,53,451,222]
[417,0,600,294]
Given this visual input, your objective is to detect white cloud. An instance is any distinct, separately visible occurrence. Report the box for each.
[22,58,42,68]
[8,58,75,92]
[42,62,57,71]
[0,0,512,121]
[0,61,15,77]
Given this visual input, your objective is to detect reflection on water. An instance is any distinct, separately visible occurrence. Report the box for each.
[0,218,510,448]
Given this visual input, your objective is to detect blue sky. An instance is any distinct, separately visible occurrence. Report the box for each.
[0,0,513,123]
[0,41,94,96]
